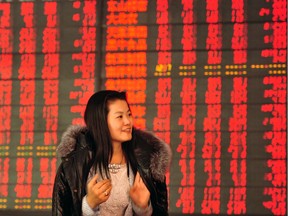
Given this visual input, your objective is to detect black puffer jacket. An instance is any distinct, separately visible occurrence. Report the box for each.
[52,125,172,216]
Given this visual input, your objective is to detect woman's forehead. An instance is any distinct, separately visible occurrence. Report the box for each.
[108,100,129,111]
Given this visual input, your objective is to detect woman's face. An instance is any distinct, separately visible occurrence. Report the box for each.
[107,99,133,146]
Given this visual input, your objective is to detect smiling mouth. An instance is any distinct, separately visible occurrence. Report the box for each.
[122,128,131,132]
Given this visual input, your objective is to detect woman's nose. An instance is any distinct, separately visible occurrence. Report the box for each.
[123,115,131,125]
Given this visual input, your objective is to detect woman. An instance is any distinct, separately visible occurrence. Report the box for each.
[52,90,172,215]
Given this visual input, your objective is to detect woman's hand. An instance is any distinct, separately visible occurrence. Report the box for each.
[86,174,112,209]
[129,172,150,209]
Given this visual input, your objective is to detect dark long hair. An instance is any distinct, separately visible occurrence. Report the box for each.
[84,90,137,178]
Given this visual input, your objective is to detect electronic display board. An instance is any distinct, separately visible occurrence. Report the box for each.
[0,0,286,215]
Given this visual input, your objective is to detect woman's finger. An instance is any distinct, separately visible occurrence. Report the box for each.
[87,174,98,188]
[139,175,143,183]
[104,184,113,196]
[135,172,139,180]
[135,172,140,183]
[97,179,111,190]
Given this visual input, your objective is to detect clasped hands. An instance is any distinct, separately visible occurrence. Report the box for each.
[86,172,150,209]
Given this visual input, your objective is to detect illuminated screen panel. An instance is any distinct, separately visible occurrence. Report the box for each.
[104,0,148,129]
[0,0,287,215]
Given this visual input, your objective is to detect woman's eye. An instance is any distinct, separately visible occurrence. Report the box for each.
[117,116,123,118]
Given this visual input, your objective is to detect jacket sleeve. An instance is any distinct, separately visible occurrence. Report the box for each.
[52,162,74,216]
[151,176,169,216]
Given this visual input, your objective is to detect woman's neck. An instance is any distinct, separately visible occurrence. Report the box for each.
[110,143,124,164]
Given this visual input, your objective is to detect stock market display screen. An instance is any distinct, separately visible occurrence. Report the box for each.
[0,0,286,215]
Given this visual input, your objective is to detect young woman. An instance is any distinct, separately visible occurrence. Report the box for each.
[52,90,172,216]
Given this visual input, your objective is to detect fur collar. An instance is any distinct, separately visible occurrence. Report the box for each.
[57,125,172,181]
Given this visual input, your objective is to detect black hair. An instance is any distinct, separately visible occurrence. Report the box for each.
[84,90,137,178]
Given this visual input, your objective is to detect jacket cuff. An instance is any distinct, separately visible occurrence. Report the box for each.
[132,200,153,216]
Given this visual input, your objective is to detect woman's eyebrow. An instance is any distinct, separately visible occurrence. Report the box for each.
[114,111,123,114]
[114,109,130,114]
